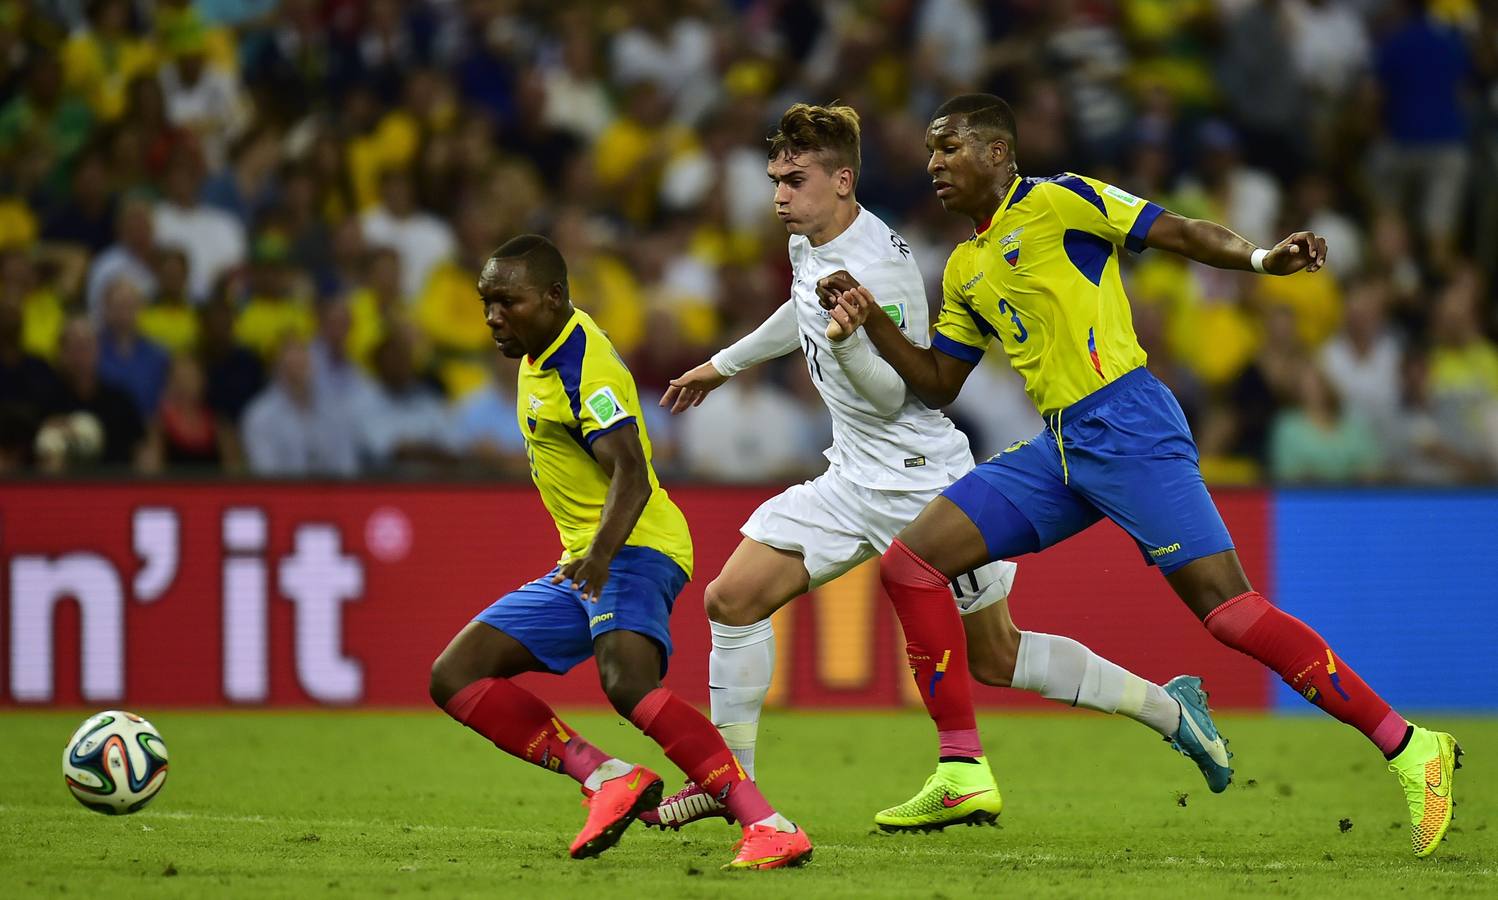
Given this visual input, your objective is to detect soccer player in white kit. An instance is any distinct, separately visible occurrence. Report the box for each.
[647,104,1225,832]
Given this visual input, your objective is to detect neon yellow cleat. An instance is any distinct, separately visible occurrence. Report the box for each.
[874,757,1002,832]
[1388,727,1462,857]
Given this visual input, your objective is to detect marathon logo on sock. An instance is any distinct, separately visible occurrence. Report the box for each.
[703,761,733,788]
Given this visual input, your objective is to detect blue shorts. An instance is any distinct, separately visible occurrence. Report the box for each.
[943,367,1233,575]
[474,545,688,676]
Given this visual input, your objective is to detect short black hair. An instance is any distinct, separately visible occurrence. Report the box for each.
[489,234,569,297]
[932,93,1018,144]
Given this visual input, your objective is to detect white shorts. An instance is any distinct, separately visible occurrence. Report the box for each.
[740,466,1017,615]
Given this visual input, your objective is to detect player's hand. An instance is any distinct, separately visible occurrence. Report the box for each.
[826,287,875,341]
[553,553,611,602]
[816,270,862,310]
[1263,231,1328,275]
[661,362,728,414]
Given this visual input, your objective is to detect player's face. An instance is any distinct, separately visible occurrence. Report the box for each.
[926,115,1009,219]
[767,151,847,237]
[478,259,561,359]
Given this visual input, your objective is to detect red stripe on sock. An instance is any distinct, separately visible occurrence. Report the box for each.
[631,688,775,825]
[1204,591,1407,755]
[881,540,980,752]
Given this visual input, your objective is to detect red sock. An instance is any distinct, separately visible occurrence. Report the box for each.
[880,540,982,758]
[1205,592,1408,755]
[630,687,776,825]
[444,677,612,783]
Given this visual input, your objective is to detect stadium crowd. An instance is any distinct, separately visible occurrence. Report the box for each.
[0,0,1495,484]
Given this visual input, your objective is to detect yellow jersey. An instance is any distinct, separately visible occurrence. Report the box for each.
[933,173,1164,416]
[519,309,693,576]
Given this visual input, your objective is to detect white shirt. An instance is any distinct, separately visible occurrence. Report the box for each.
[360,206,457,300]
[152,201,247,303]
[715,208,972,491]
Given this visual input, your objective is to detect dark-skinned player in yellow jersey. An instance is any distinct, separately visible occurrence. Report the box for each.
[428,235,811,869]
[819,94,1460,857]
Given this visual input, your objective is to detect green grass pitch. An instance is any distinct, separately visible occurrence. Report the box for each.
[4,709,1494,898]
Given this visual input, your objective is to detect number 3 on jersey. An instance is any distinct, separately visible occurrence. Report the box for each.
[998,298,1028,343]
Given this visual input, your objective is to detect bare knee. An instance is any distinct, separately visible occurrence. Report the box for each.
[705,577,766,627]
[597,657,657,718]
[428,653,470,710]
[968,626,1022,688]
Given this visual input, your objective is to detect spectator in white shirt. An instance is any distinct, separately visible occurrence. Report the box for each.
[152,147,247,303]
[86,196,158,313]
[242,335,361,477]
[360,168,457,300]
[1319,275,1404,434]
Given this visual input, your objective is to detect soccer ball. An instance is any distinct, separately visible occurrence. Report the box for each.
[63,710,170,815]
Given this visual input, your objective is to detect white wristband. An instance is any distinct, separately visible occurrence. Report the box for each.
[1250,247,1270,274]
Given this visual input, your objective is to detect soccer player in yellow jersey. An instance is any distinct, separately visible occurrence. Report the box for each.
[428,235,811,869]
[823,94,1460,857]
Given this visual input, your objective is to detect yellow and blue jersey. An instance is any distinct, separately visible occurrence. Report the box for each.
[933,173,1164,416]
[518,308,693,577]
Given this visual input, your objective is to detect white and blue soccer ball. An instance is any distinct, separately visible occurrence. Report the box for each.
[63,710,169,815]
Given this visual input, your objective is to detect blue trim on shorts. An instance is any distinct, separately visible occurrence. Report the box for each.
[473,545,687,676]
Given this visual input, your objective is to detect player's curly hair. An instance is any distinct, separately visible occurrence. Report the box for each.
[767,103,862,184]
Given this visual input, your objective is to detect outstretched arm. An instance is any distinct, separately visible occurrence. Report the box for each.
[1144,211,1328,275]
[820,271,976,409]
[661,299,799,414]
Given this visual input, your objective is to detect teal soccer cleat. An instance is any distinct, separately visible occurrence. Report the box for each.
[1163,675,1233,793]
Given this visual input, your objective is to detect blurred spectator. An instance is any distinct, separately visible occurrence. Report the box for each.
[1319,275,1403,432]
[0,55,93,178]
[1426,267,1498,460]
[202,124,282,228]
[609,0,717,124]
[1178,120,1281,248]
[309,294,377,410]
[198,291,265,426]
[152,146,247,302]
[360,167,455,300]
[358,322,456,472]
[678,364,820,483]
[139,246,198,355]
[97,276,170,418]
[37,315,150,472]
[540,14,615,142]
[592,82,696,225]
[60,0,157,123]
[450,348,529,476]
[1368,0,1476,270]
[40,144,117,253]
[0,291,63,460]
[85,196,157,314]
[1381,348,1494,484]
[1214,0,1305,177]
[241,334,359,477]
[0,248,64,362]
[1269,362,1381,483]
[347,245,404,371]
[157,8,251,170]
[150,353,233,471]
[234,231,314,360]
[414,200,500,397]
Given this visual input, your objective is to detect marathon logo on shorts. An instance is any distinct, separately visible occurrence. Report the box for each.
[1148,542,1182,559]
[589,611,614,627]
[903,456,926,468]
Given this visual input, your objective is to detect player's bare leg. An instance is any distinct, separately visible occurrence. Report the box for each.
[644,538,810,830]
[1167,549,1461,855]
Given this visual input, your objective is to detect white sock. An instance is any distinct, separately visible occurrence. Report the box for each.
[708,617,775,780]
[582,758,634,792]
[751,812,797,833]
[1012,631,1181,737]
